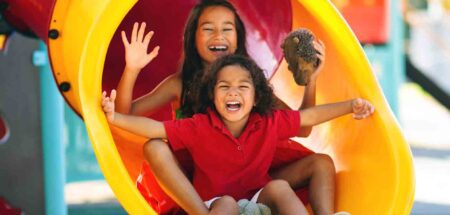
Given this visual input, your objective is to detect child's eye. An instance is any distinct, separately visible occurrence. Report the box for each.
[218,85,229,89]
[223,28,233,32]
[203,27,214,31]
[239,85,249,89]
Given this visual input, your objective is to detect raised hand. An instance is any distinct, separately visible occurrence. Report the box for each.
[102,90,117,122]
[309,39,325,81]
[121,22,160,73]
[351,98,375,120]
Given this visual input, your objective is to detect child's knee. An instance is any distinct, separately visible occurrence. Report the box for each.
[143,139,171,165]
[210,196,239,214]
[264,179,291,194]
[313,153,335,173]
[217,195,238,205]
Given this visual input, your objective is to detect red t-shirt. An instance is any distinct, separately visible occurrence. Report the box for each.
[163,109,300,201]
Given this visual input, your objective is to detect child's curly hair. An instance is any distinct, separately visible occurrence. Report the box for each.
[189,54,275,116]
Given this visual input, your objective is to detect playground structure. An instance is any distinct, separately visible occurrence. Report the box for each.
[0,0,414,214]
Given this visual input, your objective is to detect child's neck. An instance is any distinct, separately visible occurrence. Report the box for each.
[222,118,249,138]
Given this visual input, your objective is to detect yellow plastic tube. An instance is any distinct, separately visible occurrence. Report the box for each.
[271,1,415,214]
[48,0,154,214]
[47,0,414,214]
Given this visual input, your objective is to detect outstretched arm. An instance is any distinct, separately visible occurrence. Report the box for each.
[103,90,167,139]
[297,39,325,136]
[115,22,162,114]
[299,98,375,131]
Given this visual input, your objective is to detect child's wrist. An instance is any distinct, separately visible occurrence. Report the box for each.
[306,78,317,86]
[350,99,356,113]
[110,112,118,124]
[124,66,141,75]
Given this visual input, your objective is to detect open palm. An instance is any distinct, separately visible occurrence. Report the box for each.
[121,22,160,72]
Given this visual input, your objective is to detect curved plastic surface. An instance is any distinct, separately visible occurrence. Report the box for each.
[46,0,414,214]
[48,0,154,214]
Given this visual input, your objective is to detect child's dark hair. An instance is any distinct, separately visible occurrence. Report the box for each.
[180,0,249,117]
[191,54,275,116]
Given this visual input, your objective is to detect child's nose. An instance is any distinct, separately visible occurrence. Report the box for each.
[212,31,225,40]
[227,87,239,96]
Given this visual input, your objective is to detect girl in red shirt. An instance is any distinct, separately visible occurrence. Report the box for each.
[103,54,374,214]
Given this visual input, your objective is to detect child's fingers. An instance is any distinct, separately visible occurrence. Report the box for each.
[352,99,369,118]
[143,31,155,47]
[131,22,139,42]
[353,109,366,119]
[353,98,364,109]
[353,111,369,120]
[353,101,375,120]
[147,46,160,61]
[363,103,375,117]
[137,22,146,42]
[316,51,325,63]
[361,100,373,113]
[121,31,130,47]
[313,43,324,57]
[101,96,107,106]
[101,92,108,105]
[101,98,111,108]
[313,41,324,55]
[318,39,325,49]
[352,113,363,120]
[110,89,117,103]
[103,104,110,112]
[105,105,114,113]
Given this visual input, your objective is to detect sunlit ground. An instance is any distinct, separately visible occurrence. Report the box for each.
[400,83,450,214]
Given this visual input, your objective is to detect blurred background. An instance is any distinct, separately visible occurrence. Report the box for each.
[0,0,449,214]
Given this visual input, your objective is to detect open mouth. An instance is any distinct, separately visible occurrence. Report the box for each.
[226,101,241,111]
[208,45,228,52]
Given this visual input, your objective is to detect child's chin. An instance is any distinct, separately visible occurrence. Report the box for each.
[223,113,243,121]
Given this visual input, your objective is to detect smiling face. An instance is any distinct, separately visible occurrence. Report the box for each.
[196,6,238,64]
[214,65,255,130]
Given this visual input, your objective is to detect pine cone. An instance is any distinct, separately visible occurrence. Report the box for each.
[281,28,320,86]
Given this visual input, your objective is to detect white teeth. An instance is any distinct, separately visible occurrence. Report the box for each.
[226,101,240,105]
[208,45,228,51]
[226,101,241,111]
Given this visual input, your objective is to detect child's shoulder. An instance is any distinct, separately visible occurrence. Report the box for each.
[165,72,182,86]
[265,109,300,123]
[165,112,210,131]
[191,112,209,121]
[270,109,299,116]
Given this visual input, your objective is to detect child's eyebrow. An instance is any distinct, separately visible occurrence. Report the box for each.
[199,22,213,26]
[199,21,235,26]
[216,80,229,84]
[239,80,253,85]
[223,21,235,25]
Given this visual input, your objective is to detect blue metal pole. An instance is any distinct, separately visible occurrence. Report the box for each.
[33,41,67,215]
[390,0,406,116]
[363,0,405,117]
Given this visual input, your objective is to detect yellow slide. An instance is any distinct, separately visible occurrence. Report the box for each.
[47,0,414,214]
